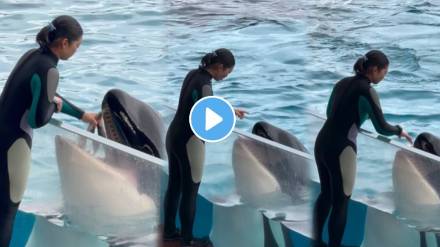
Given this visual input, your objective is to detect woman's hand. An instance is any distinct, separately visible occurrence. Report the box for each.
[400,129,413,145]
[234,108,248,119]
[53,96,63,113]
[81,112,102,128]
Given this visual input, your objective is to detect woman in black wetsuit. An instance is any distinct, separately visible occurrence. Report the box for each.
[0,15,99,246]
[163,48,246,247]
[312,50,412,247]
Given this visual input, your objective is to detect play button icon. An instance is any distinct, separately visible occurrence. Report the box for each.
[190,96,236,142]
[205,108,223,131]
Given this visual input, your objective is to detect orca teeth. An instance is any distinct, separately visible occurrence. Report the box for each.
[102,103,124,144]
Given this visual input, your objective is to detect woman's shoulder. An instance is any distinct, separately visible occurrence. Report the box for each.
[185,68,211,83]
[346,74,370,89]
[23,48,57,70]
[334,75,355,88]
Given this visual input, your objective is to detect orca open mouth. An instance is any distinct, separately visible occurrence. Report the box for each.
[100,89,165,159]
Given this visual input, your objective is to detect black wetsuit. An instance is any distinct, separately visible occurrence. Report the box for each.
[163,67,213,245]
[0,48,84,246]
[313,74,402,247]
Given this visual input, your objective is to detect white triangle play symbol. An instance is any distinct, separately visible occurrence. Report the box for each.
[205,107,223,131]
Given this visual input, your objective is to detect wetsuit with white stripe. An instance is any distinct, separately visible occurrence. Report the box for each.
[313,74,402,247]
[163,67,213,245]
[0,47,84,246]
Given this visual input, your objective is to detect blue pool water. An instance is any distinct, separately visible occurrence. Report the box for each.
[0,0,440,245]
[1,1,439,136]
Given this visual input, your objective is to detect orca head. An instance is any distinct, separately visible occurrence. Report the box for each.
[101,89,165,158]
[232,121,310,202]
[392,132,440,208]
[252,121,308,152]
[414,132,440,156]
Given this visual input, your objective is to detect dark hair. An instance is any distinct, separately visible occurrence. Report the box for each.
[353,50,389,75]
[200,48,235,69]
[36,15,83,48]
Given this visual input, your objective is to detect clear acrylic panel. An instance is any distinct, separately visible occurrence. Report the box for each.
[158,105,315,246]
[161,105,313,209]
[202,131,312,208]
[306,113,440,232]
[24,107,440,246]
[199,125,314,247]
[21,120,166,246]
